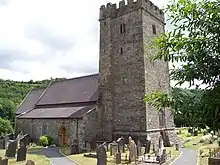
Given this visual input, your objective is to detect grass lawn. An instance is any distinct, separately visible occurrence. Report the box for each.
[61,146,181,165]
[0,146,51,165]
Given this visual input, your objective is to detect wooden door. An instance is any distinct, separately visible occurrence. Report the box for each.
[59,126,68,146]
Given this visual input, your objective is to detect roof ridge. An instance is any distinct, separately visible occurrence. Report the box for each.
[51,73,99,84]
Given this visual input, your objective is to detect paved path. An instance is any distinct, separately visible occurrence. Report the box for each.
[172,148,198,165]
[42,147,77,165]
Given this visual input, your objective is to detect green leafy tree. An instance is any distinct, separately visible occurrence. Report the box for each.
[150,0,220,88]
[0,117,13,135]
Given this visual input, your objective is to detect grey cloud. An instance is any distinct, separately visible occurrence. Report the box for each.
[25,23,75,51]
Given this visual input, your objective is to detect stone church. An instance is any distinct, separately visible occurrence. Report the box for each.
[15,0,177,148]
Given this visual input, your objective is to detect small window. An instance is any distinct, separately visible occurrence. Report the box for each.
[152,25,157,34]
[120,47,123,54]
[120,23,126,33]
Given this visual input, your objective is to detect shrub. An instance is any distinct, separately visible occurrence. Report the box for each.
[45,135,53,145]
[39,136,48,147]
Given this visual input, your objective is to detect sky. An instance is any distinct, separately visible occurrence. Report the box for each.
[0,0,172,82]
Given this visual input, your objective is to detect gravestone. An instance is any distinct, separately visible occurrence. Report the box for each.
[0,137,5,149]
[70,139,79,154]
[116,137,125,153]
[112,141,118,156]
[116,152,121,164]
[25,160,35,165]
[0,158,8,165]
[145,139,151,154]
[137,140,142,156]
[96,143,107,165]
[109,143,113,156]
[16,145,27,162]
[17,133,22,148]
[20,134,30,147]
[4,136,9,149]
[128,136,137,162]
[5,140,17,158]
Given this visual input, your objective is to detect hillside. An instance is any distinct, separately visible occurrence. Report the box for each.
[0,78,65,122]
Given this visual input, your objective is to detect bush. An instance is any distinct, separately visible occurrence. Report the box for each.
[45,135,53,145]
[39,136,48,147]
[0,117,13,135]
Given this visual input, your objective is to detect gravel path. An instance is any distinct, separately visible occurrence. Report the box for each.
[172,148,198,165]
[42,147,78,165]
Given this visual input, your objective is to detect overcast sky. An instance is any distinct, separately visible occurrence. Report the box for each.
[0,0,170,82]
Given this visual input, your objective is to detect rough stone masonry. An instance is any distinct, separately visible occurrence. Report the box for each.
[98,0,178,143]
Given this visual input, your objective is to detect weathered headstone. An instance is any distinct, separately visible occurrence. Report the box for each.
[116,137,125,153]
[137,140,142,156]
[5,140,17,158]
[112,141,118,156]
[128,136,137,162]
[96,143,107,165]
[0,137,5,149]
[16,145,27,162]
[70,139,79,154]
[25,160,35,165]
[0,158,8,165]
[20,134,30,147]
[116,152,121,164]
[145,139,151,154]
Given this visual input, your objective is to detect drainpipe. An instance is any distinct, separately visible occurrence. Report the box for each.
[76,119,79,140]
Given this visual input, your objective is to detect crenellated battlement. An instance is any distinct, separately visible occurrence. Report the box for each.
[99,0,164,23]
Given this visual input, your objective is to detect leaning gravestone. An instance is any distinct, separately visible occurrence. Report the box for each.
[16,145,27,162]
[0,137,5,149]
[0,158,8,165]
[96,143,107,165]
[5,140,17,158]
[128,136,137,162]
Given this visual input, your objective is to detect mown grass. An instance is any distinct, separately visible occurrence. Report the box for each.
[0,145,50,165]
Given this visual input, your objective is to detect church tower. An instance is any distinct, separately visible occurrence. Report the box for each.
[98,0,176,142]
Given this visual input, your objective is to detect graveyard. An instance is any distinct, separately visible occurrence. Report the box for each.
[0,134,50,165]
[60,136,181,165]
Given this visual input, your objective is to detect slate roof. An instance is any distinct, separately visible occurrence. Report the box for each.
[36,74,99,105]
[16,74,99,118]
[16,88,45,115]
[18,105,95,119]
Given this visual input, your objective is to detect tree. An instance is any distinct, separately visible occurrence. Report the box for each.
[150,0,220,88]
[0,117,13,135]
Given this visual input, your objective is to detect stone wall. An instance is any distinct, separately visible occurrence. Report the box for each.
[208,157,220,165]
[16,118,79,146]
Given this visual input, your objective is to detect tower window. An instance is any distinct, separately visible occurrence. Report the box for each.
[152,25,157,34]
[120,47,123,54]
[120,23,126,33]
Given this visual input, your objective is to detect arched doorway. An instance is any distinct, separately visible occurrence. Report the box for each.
[59,126,68,146]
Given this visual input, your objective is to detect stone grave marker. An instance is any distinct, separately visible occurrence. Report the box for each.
[17,133,22,148]
[137,140,142,156]
[0,137,5,149]
[16,145,27,162]
[116,137,125,153]
[116,152,121,164]
[25,160,35,165]
[109,143,113,156]
[0,158,8,165]
[96,143,107,165]
[145,138,151,154]
[4,136,9,149]
[128,136,137,162]
[70,139,79,154]
[5,140,17,158]
[112,141,118,156]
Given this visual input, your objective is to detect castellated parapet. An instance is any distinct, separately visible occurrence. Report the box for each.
[99,0,164,23]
